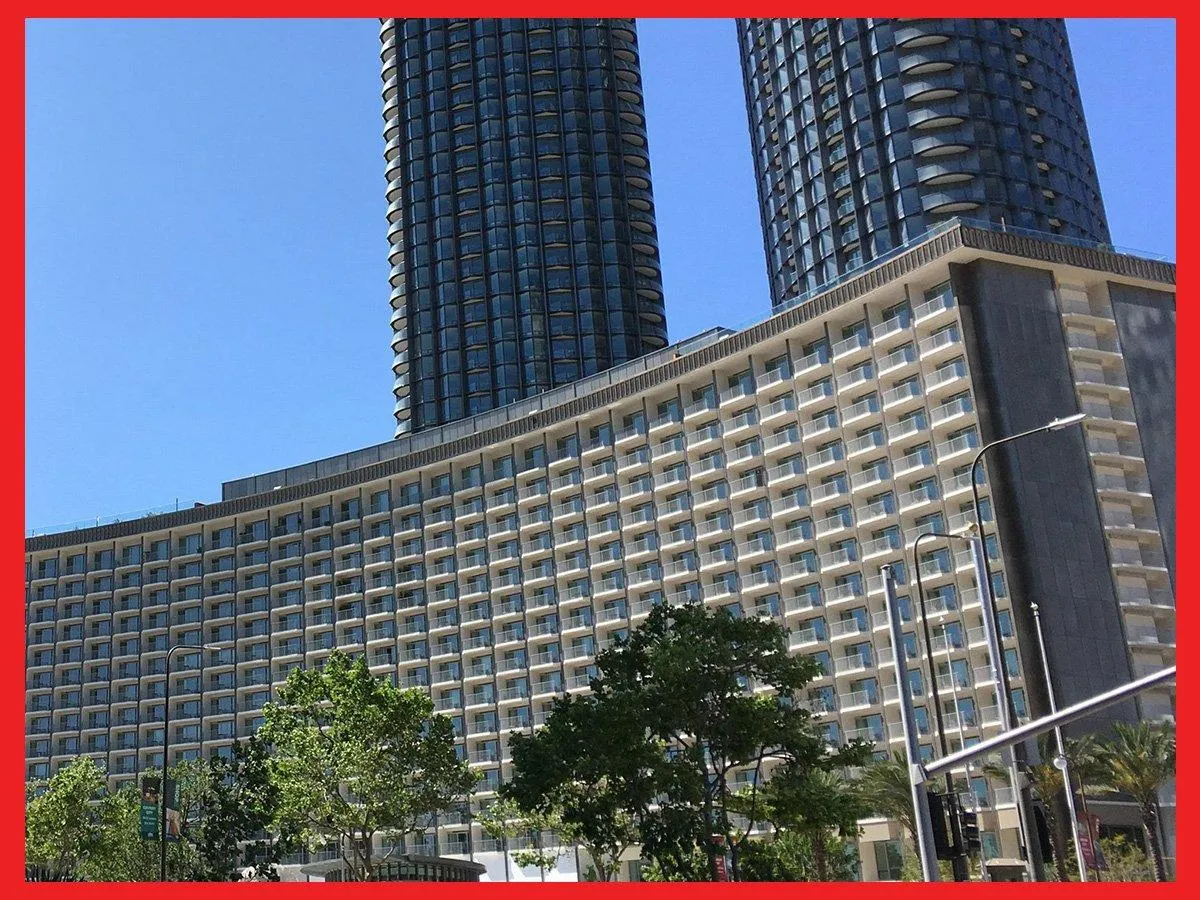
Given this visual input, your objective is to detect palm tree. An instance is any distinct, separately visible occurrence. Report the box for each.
[982,736,1071,880]
[1025,750,1071,881]
[859,753,916,843]
[758,766,870,880]
[1095,722,1175,881]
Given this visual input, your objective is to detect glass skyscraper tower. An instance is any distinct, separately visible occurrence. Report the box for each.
[381,18,668,436]
[737,18,1111,308]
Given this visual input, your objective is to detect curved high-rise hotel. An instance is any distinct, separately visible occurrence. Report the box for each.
[25,19,1176,882]
[381,18,668,436]
[737,18,1111,307]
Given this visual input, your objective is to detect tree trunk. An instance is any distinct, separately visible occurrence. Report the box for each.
[1142,806,1167,882]
[703,792,719,881]
[1044,810,1068,881]
[1049,832,1068,882]
[812,829,828,881]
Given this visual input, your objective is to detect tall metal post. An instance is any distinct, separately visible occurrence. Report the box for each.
[968,534,1035,881]
[1030,603,1088,881]
[160,642,218,881]
[912,531,971,881]
[160,645,178,882]
[968,413,1085,880]
[881,564,940,882]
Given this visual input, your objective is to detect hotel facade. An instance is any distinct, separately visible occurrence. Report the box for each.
[25,223,1175,880]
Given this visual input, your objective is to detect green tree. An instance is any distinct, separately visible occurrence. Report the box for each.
[539,603,861,880]
[736,829,859,882]
[191,739,299,880]
[1098,835,1156,882]
[476,797,568,878]
[983,736,1072,880]
[1064,734,1106,795]
[258,651,477,881]
[26,757,202,882]
[1064,733,1106,876]
[76,781,200,881]
[1094,722,1175,882]
[504,690,658,881]
[750,765,871,880]
[25,756,110,881]
[859,753,916,843]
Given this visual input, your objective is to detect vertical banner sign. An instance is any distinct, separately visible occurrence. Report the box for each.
[711,834,729,881]
[1078,813,1107,871]
[139,776,160,840]
[163,778,182,843]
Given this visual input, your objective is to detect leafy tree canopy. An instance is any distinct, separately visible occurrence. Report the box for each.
[258,650,477,881]
[505,603,865,881]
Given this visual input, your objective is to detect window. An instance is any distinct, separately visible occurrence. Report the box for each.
[873,839,905,880]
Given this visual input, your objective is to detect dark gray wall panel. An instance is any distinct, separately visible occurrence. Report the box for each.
[1108,282,1176,586]
[950,259,1136,729]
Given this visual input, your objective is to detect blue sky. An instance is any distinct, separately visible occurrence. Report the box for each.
[25,19,1175,531]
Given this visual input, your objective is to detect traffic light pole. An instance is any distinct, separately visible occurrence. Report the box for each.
[908,666,1176,881]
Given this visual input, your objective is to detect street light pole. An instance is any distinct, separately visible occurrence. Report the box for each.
[968,411,1086,880]
[1030,603,1088,882]
[881,564,940,882]
[912,531,971,881]
[160,642,220,881]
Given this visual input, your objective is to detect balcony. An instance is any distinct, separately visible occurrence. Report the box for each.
[818,547,857,571]
[806,445,844,473]
[930,396,974,427]
[833,654,874,677]
[789,627,823,650]
[795,382,834,409]
[1066,329,1122,355]
[1117,586,1174,612]
[878,344,918,376]
[936,432,979,463]
[831,331,870,362]
[1101,507,1160,532]
[719,382,755,407]
[1060,296,1114,321]
[918,328,961,360]
[860,535,902,561]
[1086,433,1143,459]
[810,480,850,506]
[850,465,889,493]
[1109,546,1169,570]
[828,618,870,641]
[767,458,806,486]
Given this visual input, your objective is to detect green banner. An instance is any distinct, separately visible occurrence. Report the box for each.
[139,803,158,840]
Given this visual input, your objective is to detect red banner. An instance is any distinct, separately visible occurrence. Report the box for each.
[1078,813,1106,870]
[713,856,728,881]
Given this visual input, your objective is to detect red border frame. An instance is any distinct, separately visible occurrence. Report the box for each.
[9,7,1185,897]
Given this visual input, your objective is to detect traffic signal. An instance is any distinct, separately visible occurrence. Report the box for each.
[926,791,953,860]
[960,809,982,853]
